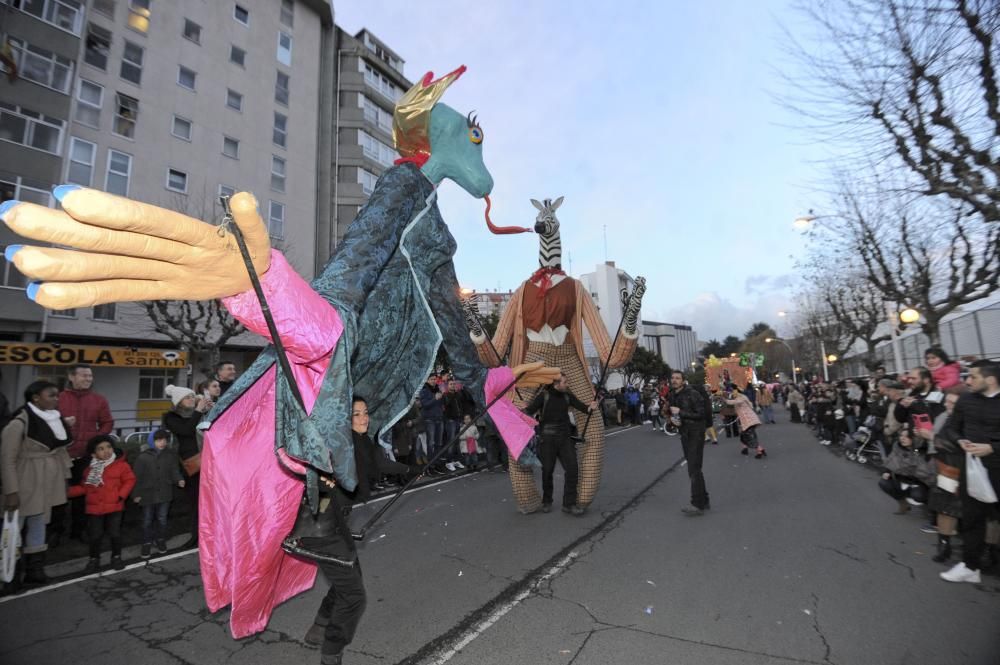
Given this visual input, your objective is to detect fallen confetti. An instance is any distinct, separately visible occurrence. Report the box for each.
[644,606,654,615]
[559,650,571,654]
[377,534,386,539]
[458,571,463,577]
[803,609,812,616]
[646,580,656,586]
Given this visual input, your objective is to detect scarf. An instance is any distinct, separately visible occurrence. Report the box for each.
[85,451,117,487]
[529,266,566,298]
[27,402,68,441]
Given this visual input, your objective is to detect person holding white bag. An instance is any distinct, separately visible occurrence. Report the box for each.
[940,360,1000,584]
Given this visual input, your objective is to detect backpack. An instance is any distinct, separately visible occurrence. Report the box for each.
[692,385,713,425]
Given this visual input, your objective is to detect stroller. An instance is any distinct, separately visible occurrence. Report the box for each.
[844,415,884,465]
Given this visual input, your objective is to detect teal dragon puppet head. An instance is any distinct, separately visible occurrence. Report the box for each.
[393,66,493,198]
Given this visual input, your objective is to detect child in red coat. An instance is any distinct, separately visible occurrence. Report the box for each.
[68,434,136,572]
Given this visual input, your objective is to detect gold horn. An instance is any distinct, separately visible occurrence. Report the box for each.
[393,66,466,162]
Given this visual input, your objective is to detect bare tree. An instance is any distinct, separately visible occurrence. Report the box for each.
[142,299,246,369]
[782,0,1000,222]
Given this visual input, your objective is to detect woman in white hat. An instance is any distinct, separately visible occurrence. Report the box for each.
[162,385,210,549]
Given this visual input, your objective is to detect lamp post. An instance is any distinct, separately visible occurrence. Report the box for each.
[765,337,797,384]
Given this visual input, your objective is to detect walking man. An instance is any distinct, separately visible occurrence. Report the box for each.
[525,372,597,515]
[668,371,709,516]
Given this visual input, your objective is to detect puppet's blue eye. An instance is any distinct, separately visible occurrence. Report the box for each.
[469,127,483,144]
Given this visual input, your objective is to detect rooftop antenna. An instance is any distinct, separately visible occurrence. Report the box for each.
[603,225,608,262]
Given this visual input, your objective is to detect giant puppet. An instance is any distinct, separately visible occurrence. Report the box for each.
[1,66,556,638]
[465,197,645,513]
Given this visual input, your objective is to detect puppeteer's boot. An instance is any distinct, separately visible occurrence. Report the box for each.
[22,552,49,585]
[932,535,952,563]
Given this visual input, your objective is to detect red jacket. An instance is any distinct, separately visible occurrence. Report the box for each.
[58,389,114,458]
[67,455,136,515]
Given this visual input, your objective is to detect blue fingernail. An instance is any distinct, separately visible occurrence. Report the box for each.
[26,281,40,302]
[52,184,80,203]
[0,199,19,219]
[4,245,22,262]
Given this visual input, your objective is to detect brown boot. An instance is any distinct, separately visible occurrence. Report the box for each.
[894,499,910,515]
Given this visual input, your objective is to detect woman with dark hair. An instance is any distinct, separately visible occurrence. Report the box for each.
[924,347,962,391]
[1,380,73,587]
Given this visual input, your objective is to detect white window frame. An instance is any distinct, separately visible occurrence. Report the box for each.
[226,88,243,111]
[166,167,188,194]
[270,155,285,193]
[127,0,150,34]
[229,45,246,67]
[83,22,112,71]
[92,0,115,19]
[267,200,284,239]
[358,168,377,195]
[222,136,239,159]
[277,31,292,66]
[183,18,201,44]
[219,184,236,198]
[0,103,65,155]
[104,148,132,196]
[8,0,83,36]
[0,175,53,210]
[360,61,402,102]
[275,70,289,106]
[112,92,138,139]
[359,130,396,167]
[6,37,74,94]
[74,78,103,128]
[361,95,392,133]
[273,111,287,148]
[177,65,196,90]
[233,4,249,26]
[280,0,293,28]
[120,40,144,85]
[66,136,96,187]
[171,114,192,141]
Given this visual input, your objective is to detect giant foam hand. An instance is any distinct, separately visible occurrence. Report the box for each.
[1,187,270,310]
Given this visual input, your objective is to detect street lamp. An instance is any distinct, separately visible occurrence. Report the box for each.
[900,308,921,325]
[764,337,798,384]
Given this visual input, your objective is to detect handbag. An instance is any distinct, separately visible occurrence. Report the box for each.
[966,453,998,504]
[885,446,935,485]
[1,509,20,583]
[282,494,357,568]
[181,453,201,476]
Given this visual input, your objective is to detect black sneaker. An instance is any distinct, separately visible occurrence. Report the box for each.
[156,539,168,553]
[140,543,152,558]
[111,556,125,571]
[83,557,100,574]
[562,505,585,516]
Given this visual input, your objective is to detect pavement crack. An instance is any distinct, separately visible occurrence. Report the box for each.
[440,553,518,584]
[809,592,834,664]
[886,552,916,581]
[817,545,867,564]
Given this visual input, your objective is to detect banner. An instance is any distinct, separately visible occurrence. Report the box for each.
[0,342,187,368]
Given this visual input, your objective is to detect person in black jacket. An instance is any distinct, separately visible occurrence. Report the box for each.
[524,373,597,515]
[668,371,710,516]
[162,385,209,548]
[132,429,185,556]
[418,374,446,473]
[940,361,1000,584]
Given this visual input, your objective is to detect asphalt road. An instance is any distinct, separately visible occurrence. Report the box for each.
[1,412,998,665]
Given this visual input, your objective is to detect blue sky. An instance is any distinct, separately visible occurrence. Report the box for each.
[335,0,827,340]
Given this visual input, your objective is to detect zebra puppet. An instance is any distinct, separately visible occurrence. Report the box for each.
[466,197,644,514]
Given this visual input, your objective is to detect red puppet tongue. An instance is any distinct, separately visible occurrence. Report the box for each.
[484,195,531,235]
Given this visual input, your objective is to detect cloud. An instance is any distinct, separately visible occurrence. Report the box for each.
[662,291,792,341]
[744,273,795,296]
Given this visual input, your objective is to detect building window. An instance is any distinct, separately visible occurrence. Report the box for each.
[358,168,377,195]
[171,115,191,141]
[49,308,77,318]
[222,136,239,159]
[275,71,289,106]
[361,62,402,102]
[270,155,285,193]
[6,37,73,93]
[359,130,397,167]
[0,175,51,208]
[267,200,284,239]
[74,79,103,128]
[166,168,187,193]
[112,93,138,138]
[225,88,243,111]
[92,303,117,321]
[272,111,287,148]
[276,31,292,66]
[177,65,196,90]
[120,40,144,85]
[127,0,150,33]
[183,18,201,44]
[280,0,293,27]
[229,45,246,67]
[233,4,248,26]
[67,137,96,187]
[84,23,111,70]
[93,0,115,18]
[9,0,83,35]
[105,149,132,196]
[138,368,174,400]
[361,96,392,133]
[0,103,64,155]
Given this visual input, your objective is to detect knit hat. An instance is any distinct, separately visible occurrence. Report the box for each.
[165,384,196,407]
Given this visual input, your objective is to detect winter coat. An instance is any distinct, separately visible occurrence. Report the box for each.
[162,409,204,461]
[728,393,761,430]
[0,410,72,520]
[57,388,114,459]
[930,363,962,391]
[67,451,136,515]
[757,388,774,407]
[133,447,183,504]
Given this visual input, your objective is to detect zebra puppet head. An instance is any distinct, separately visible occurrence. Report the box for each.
[530,196,564,269]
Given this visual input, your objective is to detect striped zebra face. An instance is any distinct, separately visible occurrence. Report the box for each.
[531,196,564,237]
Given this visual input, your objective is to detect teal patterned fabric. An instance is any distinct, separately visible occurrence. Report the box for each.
[202,163,489,506]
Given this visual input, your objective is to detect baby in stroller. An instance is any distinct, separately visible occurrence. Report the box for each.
[844,414,884,464]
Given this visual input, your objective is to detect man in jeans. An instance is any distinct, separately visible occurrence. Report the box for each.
[418,373,445,473]
[940,360,1000,584]
[524,373,597,515]
[668,370,709,516]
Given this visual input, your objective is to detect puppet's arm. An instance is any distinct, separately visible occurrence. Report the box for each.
[580,285,638,369]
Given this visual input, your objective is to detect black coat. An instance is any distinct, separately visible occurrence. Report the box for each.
[133,446,183,504]
[162,409,203,460]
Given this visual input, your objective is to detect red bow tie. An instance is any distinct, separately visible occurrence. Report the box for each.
[529,267,566,297]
